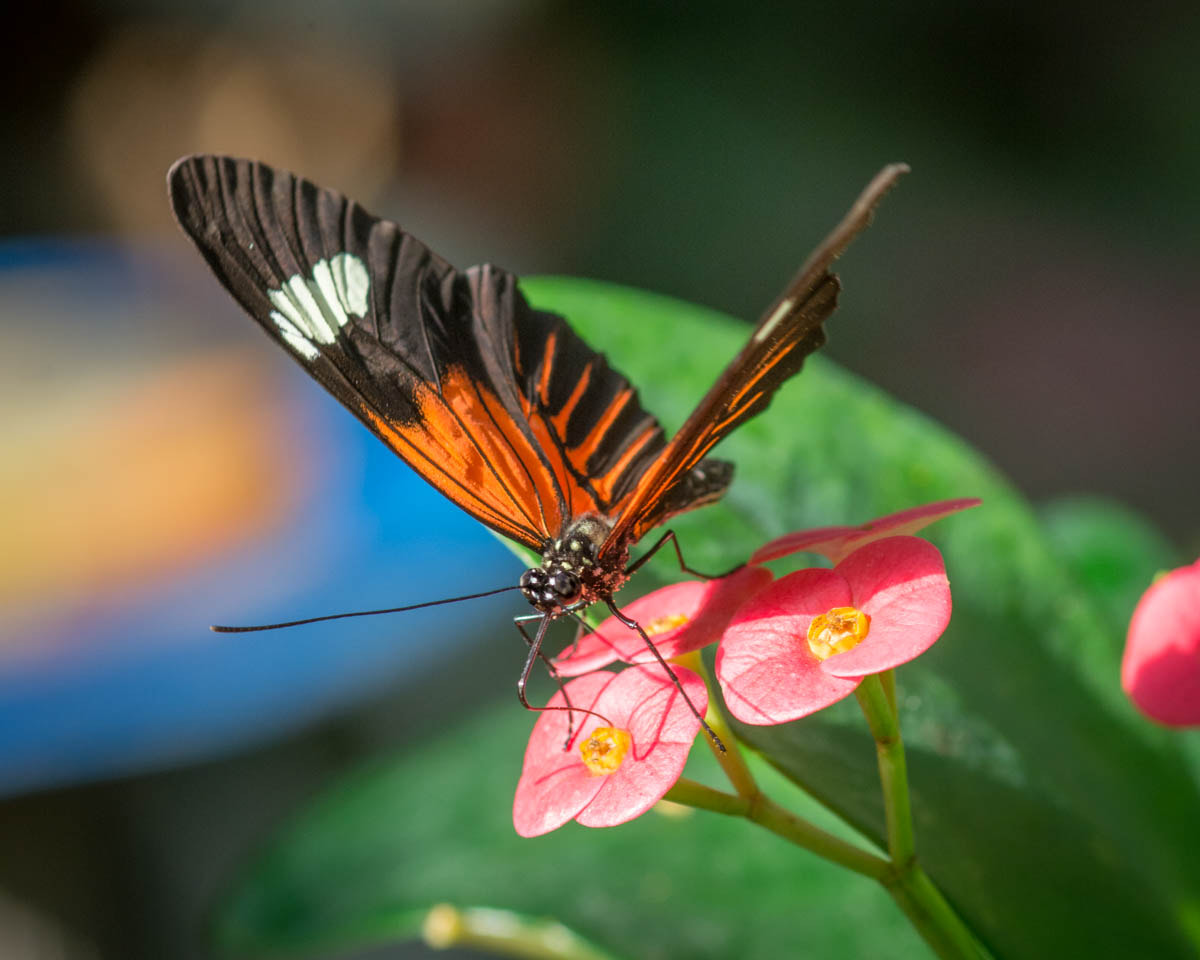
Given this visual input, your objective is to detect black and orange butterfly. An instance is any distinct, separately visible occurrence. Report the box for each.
[168,155,905,727]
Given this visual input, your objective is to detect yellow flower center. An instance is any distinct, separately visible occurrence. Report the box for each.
[807,606,870,660]
[645,612,689,636]
[580,726,632,774]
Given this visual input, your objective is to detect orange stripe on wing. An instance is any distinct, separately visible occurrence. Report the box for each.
[437,379,548,534]
[724,341,797,412]
[712,391,764,434]
[549,361,593,439]
[358,405,540,548]
[536,330,558,407]
[595,422,660,505]
[568,386,634,473]
[525,416,583,518]
[441,367,566,537]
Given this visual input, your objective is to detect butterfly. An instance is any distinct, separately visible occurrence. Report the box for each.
[168,155,906,723]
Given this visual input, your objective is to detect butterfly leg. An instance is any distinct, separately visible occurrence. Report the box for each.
[513,614,607,746]
[514,614,560,710]
[625,529,744,581]
[604,599,726,753]
[565,611,598,660]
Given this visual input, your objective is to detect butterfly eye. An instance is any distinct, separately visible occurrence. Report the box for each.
[550,570,582,602]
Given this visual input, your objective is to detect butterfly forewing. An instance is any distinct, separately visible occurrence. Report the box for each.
[603,164,909,551]
[169,155,674,550]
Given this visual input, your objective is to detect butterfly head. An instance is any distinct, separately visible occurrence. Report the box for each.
[519,516,627,615]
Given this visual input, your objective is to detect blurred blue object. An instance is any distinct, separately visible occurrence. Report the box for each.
[0,239,522,797]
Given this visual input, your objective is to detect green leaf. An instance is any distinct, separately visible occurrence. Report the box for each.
[1038,496,1179,629]
[216,704,920,959]
[219,277,1200,959]
[1035,496,1200,803]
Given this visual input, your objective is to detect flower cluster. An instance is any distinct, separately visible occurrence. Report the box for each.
[513,498,977,836]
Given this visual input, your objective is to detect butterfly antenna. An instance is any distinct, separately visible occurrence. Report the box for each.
[210,585,522,633]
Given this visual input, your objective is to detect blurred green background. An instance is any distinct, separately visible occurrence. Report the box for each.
[2,2,1198,958]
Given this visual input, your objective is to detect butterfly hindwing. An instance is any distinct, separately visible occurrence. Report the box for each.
[168,155,685,550]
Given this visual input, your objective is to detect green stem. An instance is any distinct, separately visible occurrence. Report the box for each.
[667,776,984,957]
[663,776,748,816]
[856,671,915,865]
[669,660,985,958]
[423,904,622,960]
[746,792,892,880]
[674,651,759,800]
[665,778,889,879]
[880,667,898,717]
[886,866,987,960]
[855,671,987,959]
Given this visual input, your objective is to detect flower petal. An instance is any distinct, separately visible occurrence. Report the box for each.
[575,665,707,827]
[555,567,772,677]
[512,672,615,837]
[1122,561,1200,726]
[820,537,951,678]
[749,525,859,565]
[857,498,981,536]
[715,569,860,725]
[750,498,981,565]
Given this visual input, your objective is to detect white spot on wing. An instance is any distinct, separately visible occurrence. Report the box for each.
[269,310,320,360]
[753,297,794,344]
[265,253,371,362]
[306,261,346,340]
[331,252,370,317]
[281,274,335,342]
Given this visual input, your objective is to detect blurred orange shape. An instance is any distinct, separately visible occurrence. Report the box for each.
[1,352,301,644]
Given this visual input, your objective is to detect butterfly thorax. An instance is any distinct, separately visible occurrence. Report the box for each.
[518,516,629,616]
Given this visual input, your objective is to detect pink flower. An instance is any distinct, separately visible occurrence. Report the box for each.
[554,565,773,677]
[1122,560,1200,727]
[513,664,708,837]
[751,498,981,565]
[716,536,952,725]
